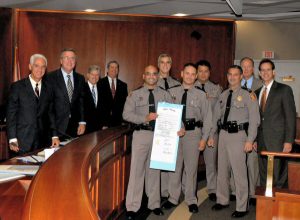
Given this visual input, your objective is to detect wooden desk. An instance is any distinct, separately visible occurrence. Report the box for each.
[0,126,132,220]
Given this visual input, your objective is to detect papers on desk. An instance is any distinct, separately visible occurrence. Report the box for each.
[59,137,78,146]
[0,173,26,183]
[16,155,44,163]
[150,102,183,171]
[0,165,39,176]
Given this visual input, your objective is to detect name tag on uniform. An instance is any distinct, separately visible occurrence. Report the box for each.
[150,102,183,171]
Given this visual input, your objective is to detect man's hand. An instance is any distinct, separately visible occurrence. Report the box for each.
[145,113,158,122]
[177,128,185,137]
[198,139,206,151]
[9,142,19,152]
[253,142,258,152]
[51,137,60,148]
[244,141,253,153]
[283,142,292,153]
[207,138,214,147]
[77,124,86,135]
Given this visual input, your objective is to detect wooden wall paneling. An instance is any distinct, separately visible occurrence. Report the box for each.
[18,12,64,78]
[0,8,13,105]
[105,21,150,92]
[61,19,106,76]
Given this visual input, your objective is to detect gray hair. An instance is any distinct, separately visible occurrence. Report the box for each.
[30,54,47,66]
[157,53,172,66]
[88,65,101,74]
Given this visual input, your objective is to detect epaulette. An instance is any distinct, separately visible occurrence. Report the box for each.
[171,76,181,82]
[158,86,165,90]
[169,84,181,89]
[241,86,252,93]
[132,85,143,91]
[195,86,205,93]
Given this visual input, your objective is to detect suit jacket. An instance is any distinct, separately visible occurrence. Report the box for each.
[6,77,56,152]
[46,69,85,137]
[83,82,103,133]
[98,76,128,127]
[255,81,296,152]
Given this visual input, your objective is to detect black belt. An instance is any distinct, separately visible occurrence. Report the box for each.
[183,118,203,131]
[134,124,154,131]
[220,122,249,133]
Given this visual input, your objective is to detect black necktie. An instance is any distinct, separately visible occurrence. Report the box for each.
[243,80,247,89]
[181,89,188,122]
[163,78,169,90]
[201,83,206,93]
[149,89,155,129]
[223,90,233,125]
[35,83,39,97]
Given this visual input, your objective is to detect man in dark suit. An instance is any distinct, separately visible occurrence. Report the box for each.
[255,58,296,188]
[98,61,128,127]
[6,54,60,154]
[84,65,103,133]
[46,48,85,138]
[240,57,263,205]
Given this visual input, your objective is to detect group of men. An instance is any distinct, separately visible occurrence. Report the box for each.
[124,54,296,219]
[6,50,296,219]
[7,48,127,154]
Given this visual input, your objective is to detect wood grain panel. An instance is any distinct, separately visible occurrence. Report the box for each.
[105,21,150,91]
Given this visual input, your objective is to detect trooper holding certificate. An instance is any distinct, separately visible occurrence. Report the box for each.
[123,65,184,220]
[162,63,212,213]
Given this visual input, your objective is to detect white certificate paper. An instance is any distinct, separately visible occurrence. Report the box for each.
[150,102,183,171]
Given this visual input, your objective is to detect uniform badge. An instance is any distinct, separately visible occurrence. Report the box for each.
[237,95,243,102]
[171,94,176,101]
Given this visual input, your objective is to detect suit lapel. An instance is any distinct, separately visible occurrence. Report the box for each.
[24,78,38,102]
[264,81,277,113]
[58,70,70,102]
[72,72,79,102]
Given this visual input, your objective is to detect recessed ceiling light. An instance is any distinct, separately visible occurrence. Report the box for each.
[84,9,96,12]
[172,13,189,17]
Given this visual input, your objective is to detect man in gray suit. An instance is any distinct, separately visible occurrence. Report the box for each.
[241,57,262,206]
[255,58,296,188]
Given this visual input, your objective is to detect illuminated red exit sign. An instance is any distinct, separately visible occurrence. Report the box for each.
[262,51,274,59]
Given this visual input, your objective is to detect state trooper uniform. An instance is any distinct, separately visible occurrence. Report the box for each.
[195,80,222,196]
[212,86,260,212]
[166,85,212,206]
[157,75,181,198]
[123,85,172,212]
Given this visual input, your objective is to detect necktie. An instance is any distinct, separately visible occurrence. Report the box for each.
[201,83,206,93]
[92,85,96,107]
[260,87,267,112]
[35,83,39,97]
[181,89,188,122]
[163,78,169,90]
[111,79,116,98]
[67,75,73,103]
[243,80,247,89]
[149,89,155,129]
[223,90,233,125]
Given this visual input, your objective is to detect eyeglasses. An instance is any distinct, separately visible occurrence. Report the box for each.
[62,56,76,61]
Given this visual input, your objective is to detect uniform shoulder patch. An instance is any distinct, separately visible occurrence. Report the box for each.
[249,92,257,101]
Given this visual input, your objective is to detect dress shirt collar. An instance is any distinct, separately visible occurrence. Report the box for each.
[241,75,253,89]
[29,74,42,93]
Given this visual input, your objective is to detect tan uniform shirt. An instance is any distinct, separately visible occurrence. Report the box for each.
[212,86,260,142]
[123,85,172,125]
[169,85,212,141]
[157,76,181,90]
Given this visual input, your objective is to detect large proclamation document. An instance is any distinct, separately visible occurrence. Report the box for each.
[150,102,183,171]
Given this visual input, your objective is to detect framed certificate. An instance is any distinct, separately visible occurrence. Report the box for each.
[150,102,183,171]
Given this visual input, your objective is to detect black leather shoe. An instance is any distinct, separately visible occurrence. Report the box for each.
[152,208,164,216]
[230,194,236,201]
[126,211,136,220]
[162,201,176,209]
[249,198,256,206]
[208,193,217,202]
[161,196,168,202]
[188,204,199,213]
[231,211,248,218]
[211,203,229,211]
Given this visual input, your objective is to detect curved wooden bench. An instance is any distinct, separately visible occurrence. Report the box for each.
[22,125,132,220]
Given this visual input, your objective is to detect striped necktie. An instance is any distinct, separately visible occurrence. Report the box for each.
[67,75,73,103]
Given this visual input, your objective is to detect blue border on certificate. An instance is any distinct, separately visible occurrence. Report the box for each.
[150,102,183,171]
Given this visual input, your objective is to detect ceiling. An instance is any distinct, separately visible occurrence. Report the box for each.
[1,0,300,22]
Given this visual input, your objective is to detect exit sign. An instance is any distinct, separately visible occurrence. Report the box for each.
[262,51,274,59]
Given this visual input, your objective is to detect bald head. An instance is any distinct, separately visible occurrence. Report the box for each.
[143,65,159,88]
